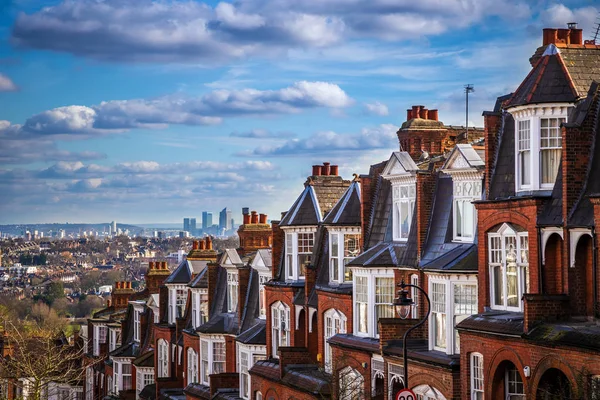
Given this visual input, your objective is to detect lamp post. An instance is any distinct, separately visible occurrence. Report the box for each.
[393,279,431,391]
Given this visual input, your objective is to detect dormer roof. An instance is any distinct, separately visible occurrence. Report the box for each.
[280,183,322,227]
[164,259,207,284]
[323,180,361,226]
[506,44,579,108]
[442,144,485,172]
[381,152,419,178]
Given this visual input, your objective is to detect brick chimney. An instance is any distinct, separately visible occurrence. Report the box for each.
[271,219,284,279]
[543,24,583,46]
[146,261,171,294]
[111,281,135,308]
[237,209,272,256]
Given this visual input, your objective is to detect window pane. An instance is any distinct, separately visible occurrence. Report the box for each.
[463,201,474,238]
[541,149,561,184]
[400,201,409,238]
[493,266,504,306]
[432,283,446,349]
[331,234,339,257]
[356,277,368,334]
[456,200,463,237]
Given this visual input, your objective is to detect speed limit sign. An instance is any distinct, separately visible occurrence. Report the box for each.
[395,388,417,400]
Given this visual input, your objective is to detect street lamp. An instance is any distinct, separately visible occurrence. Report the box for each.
[393,279,431,391]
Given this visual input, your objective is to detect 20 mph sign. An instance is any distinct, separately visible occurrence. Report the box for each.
[395,389,417,400]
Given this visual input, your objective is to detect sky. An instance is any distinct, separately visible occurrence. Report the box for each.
[0,0,598,225]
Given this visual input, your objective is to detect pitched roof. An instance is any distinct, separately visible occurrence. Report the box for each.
[322,180,361,225]
[442,144,485,171]
[381,152,419,177]
[279,184,322,227]
[506,44,579,108]
[164,260,207,284]
[488,112,516,200]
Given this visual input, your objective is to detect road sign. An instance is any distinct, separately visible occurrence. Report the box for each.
[395,388,417,400]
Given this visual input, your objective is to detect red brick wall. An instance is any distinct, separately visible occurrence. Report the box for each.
[251,375,322,400]
[209,373,239,395]
[182,331,200,385]
[264,285,296,358]
[271,221,284,280]
[523,294,569,333]
[483,112,502,198]
[416,172,436,258]
[154,325,181,399]
[225,336,237,373]
[330,345,371,400]
[316,290,353,368]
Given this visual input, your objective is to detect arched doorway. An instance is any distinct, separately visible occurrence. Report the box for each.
[389,374,404,399]
[569,235,593,316]
[536,368,572,400]
[491,360,526,399]
[544,233,564,294]
[372,372,384,400]
[296,309,306,347]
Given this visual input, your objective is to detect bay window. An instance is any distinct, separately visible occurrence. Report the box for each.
[355,276,368,335]
[488,224,529,311]
[392,183,415,241]
[240,351,250,399]
[453,284,477,353]
[113,360,132,392]
[187,348,198,385]
[353,272,394,338]
[237,344,266,400]
[518,120,531,187]
[374,277,394,334]
[453,180,481,242]
[157,339,169,378]
[410,274,419,319]
[431,283,447,350]
[329,230,361,284]
[540,117,564,185]
[324,309,347,372]
[284,230,315,281]
[271,302,290,357]
[136,368,154,399]
[227,271,238,313]
[200,339,225,385]
[470,353,484,400]
[191,290,208,328]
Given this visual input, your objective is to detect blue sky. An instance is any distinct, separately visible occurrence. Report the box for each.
[0,0,598,224]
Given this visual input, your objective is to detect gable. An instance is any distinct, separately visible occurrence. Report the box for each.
[382,152,418,177]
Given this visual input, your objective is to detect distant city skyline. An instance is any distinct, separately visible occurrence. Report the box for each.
[0,1,598,223]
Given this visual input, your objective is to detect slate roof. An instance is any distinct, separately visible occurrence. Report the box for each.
[365,177,391,248]
[236,320,266,344]
[442,144,485,170]
[524,321,600,352]
[279,184,322,227]
[188,266,208,288]
[488,112,516,200]
[327,334,379,353]
[255,249,272,269]
[382,339,460,368]
[538,163,564,226]
[506,44,578,108]
[322,180,361,225]
[221,249,243,266]
[164,260,207,284]
[456,311,524,336]
[197,267,240,335]
[530,44,600,98]
[139,384,156,400]
[133,350,154,367]
[250,360,331,397]
[382,152,419,176]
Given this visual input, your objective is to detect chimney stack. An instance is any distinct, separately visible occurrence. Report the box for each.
[251,211,258,224]
[543,24,583,46]
[312,165,322,176]
[259,214,267,224]
[322,162,331,176]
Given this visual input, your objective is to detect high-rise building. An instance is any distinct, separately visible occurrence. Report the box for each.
[190,218,197,233]
[183,218,190,232]
[219,207,232,232]
[111,221,117,235]
[202,212,213,230]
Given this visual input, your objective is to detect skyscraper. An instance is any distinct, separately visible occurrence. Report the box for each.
[219,207,232,232]
[202,212,213,230]
[183,218,190,232]
[111,221,117,235]
[190,218,197,234]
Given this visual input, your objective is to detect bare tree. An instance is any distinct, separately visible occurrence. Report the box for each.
[0,319,90,400]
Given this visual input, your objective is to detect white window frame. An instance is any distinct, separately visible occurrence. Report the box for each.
[392,181,416,242]
[109,327,121,352]
[470,353,484,400]
[271,301,290,357]
[258,274,269,319]
[227,270,239,313]
[517,119,531,188]
[452,179,481,242]
[112,358,133,393]
[352,269,395,338]
[168,285,188,324]
[410,274,419,319]
[157,339,169,378]
[488,223,529,312]
[135,367,154,400]
[190,289,209,327]
[505,367,525,399]
[133,307,141,343]
[329,228,361,284]
[186,348,198,385]
[283,227,316,281]
[510,104,571,193]
[428,275,478,356]
[540,117,564,188]
[236,343,266,400]
[431,281,447,352]
[199,336,226,385]
[323,309,347,373]
[93,324,107,356]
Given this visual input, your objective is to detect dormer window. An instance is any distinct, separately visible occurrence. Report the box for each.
[353,273,394,338]
[329,229,361,284]
[191,289,208,328]
[511,105,570,192]
[392,183,415,241]
[284,229,315,281]
[168,286,188,324]
[227,270,238,313]
[133,308,141,342]
[258,274,269,318]
[453,180,481,242]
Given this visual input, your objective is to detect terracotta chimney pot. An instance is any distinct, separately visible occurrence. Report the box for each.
[192,241,199,250]
[243,214,250,224]
[407,109,413,121]
[429,109,439,121]
[322,162,331,176]
[330,165,339,176]
[259,214,267,224]
[206,236,212,250]
[420,108,428,119]
[412,105,421,118]
[251,211,258,224]
[312,165,322,176]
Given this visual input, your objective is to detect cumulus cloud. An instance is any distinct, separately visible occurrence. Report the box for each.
[230,129,295,139]
[0,73,18,92]
[364,101,389,116]
[11,0,531,64]
[1,81,351,140]
[242,124,398,156]
[540,4,599,34]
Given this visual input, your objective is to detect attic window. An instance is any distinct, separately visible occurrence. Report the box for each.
[453,180,481,242]
[284,230,315,281]
[329,230,361,284]
[392,183,415,241]
[227,271,239,313]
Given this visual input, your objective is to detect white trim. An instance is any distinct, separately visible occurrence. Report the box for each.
[199,336,226,386]
[281,227,317,281]
[352,271,395,338]
[569,228,593,268]
[541,227,564,265]
[470,352,484,400]
[323,308,347,373]
[328,228,362,284]
[391,179,416,242]
[308,307,317,333]
[271,301,290,358]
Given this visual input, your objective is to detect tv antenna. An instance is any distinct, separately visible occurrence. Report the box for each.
[592,13,600,44]
[465,84,475,142]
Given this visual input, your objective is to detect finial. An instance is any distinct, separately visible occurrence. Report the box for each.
[353,173,360,182]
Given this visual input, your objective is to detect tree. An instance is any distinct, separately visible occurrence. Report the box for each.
[46,281,65,305]
[0,319,90,400]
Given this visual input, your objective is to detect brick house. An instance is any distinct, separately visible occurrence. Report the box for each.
[457,25,600,399]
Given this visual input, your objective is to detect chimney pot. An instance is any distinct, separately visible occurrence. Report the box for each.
[259,214,267,224]
[251,212,259,224]
[322,162,331,176]
[312,165,322,176]
[543,28,558,46]
[557,28,570,44]
[407,109,413,121]
[206,236,212,250]
[107,299,111,307]
[149,261,155,270]
[243,214,250,225]
[199,240,206,250]
[192,241,199,250]
[570,28,583,45]
[420,107,428,119]
[429,109,439,121]
[412,105,421,118]
[330,165,339,176]
[162,261,168,270]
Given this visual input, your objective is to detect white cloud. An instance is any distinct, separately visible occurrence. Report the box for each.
[11,0,531,64]
[0,73,18,92]
[540,4,599,34]
[364,101,389,116]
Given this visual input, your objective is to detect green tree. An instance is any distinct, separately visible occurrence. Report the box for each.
[46,281,65,305]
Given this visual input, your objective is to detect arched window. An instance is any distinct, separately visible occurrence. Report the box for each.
[271,301,290,357]
[157,339,169,378]
[255,391,262,400]
[488,223,529,311]
[412,384,447,400]
[187,348,198,385]
[323,309,347,373]
[338,367,364,400]
[470,353,484,399]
